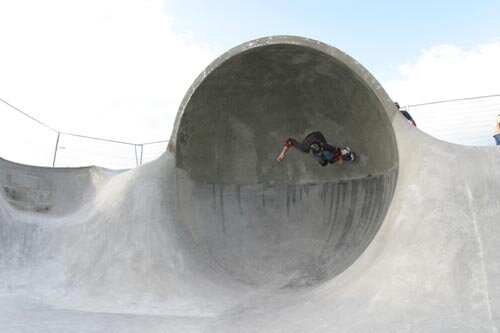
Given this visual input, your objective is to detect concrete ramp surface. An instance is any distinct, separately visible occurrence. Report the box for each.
[1,36,500,332]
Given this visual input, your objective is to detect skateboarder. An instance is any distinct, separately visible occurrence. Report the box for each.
[276,131,355,167]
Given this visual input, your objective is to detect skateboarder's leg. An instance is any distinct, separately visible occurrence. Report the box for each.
[341,147,355,161]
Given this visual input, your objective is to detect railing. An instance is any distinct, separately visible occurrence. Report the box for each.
[2,93,500,169]
[403,93,500,146]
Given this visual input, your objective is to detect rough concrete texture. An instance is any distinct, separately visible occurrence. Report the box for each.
[1,36,500,332]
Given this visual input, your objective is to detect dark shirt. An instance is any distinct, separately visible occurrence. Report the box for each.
[400,110,414,121]
[312,150,336,166]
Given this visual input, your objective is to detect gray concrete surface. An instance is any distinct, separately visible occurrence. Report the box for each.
[1,36,500,332]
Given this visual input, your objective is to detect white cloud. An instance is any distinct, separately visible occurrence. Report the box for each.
[0,0,214,148]
[384,42,500,105]
[383,43,500,147]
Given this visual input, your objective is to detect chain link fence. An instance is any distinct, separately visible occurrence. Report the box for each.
[2,94,500,169]
[1,98,168,169]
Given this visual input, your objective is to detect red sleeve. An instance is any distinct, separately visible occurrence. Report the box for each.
[284,138,293,148]
[333,148,342,161]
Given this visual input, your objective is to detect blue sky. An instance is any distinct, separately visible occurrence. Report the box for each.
[1,0,500,167]
[163,0,500,80]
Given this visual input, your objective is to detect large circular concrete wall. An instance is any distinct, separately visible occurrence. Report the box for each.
[172,36,399,287]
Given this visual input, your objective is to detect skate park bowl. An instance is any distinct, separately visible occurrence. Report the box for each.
[173,36,399,287]
[3,36,500,332]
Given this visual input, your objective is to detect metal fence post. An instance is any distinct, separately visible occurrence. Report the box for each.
[52,132,61,167]
[134,145,139,167]
[140,144,144,166]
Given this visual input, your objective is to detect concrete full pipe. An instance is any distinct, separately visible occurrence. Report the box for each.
[1,36,500,332]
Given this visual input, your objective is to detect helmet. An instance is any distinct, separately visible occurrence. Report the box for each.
[310,142,322,154]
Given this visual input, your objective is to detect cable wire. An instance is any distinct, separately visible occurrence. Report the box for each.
[1,97,58,133]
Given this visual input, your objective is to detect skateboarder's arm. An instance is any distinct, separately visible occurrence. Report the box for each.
[277,145,290,162]
[286,138,309,152]
[277,138,308,162]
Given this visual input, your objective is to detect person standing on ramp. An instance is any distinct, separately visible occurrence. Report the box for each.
[395,102,417,127]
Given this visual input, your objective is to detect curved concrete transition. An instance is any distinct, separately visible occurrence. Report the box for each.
[174,38,399,288]
[1,36,500,332]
